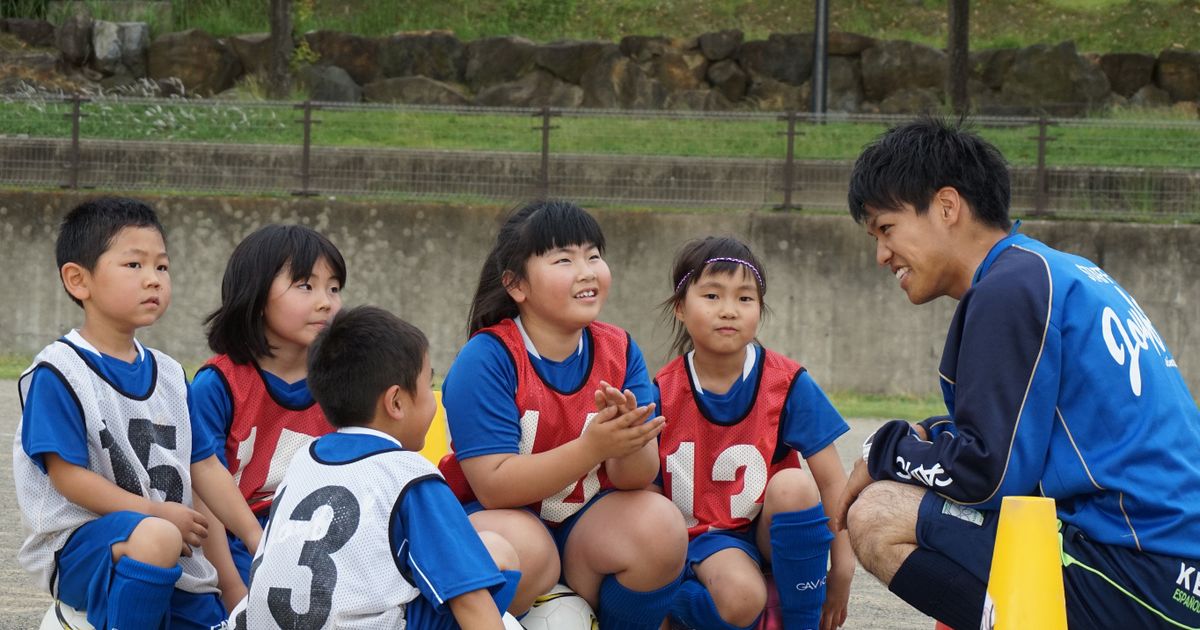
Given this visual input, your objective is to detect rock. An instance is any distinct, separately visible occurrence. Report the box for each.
[228,33,272,76]
[1154,48,1200,102]
[379,31,465,82]
[303,30,380,85]
[969,48,1018,90]
[827,55,864,112]
[861,39,945,102]
[619,35,674,62]
[474,70,583,108]
[92,21,148,77]
[363,76,469,105]
[651,50,705,92]
[1100,52,1155,97]
[697,29,742,61]
[747,76,809,111]
[1129,83,1173,108]
[2,18,56,48]
[878,87,943,114]
[737,33,813,86]
[119,22,149,77]
[148,28,241,96]
[580,55,666,109]
[666,88,734,111]
[827,31,875,56]
[92,20,123,74]
[57,12,92,66]
[707,59,748,102]
[533,40,618,84]
[300,64,362,102]
[465,36,537,90]
[1001,41,1110,116]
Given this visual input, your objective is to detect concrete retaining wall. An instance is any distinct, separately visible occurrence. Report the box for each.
[3,190,1197,396]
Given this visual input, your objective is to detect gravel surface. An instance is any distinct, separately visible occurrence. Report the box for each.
[0,380,933,629]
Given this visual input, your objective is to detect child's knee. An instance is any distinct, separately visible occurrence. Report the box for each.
[478,530,521,573]
[112,517,182,568]
[764,468,820,511]
[625,494,688,567]
[708,571,768,626]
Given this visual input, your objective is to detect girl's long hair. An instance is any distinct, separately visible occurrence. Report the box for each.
[661,236,768,357]
[467,200,606,335]
[205,224,347,364]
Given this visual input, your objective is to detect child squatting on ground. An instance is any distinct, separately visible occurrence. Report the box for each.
[232,305,521,630]
[437,199,689,629]
[13,197,262,630]
[188,224,347,612]
[654,236,853,630]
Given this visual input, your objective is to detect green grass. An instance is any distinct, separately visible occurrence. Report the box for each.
[154,0,1200,55]
[0,354,30,380]
[3,100,1198,169]
[827,391,947,422]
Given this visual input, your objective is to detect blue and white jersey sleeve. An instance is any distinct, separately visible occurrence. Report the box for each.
[867,240,1057,509]
[392,478,506,609]
[622,337,654,407]
[20,366,89,473]
[781,371,849,459]
[188,366,232,466]
[442,334,523,460]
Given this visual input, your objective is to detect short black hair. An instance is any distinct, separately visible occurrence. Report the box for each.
[848,116,1012,231]
[307,305,429,429]
[205,224,346,364]
[661,236,768,357]
[55,197,166,307]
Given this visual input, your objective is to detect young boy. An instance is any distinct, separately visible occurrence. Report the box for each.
[13,197,263,630]
[232,305,521,630]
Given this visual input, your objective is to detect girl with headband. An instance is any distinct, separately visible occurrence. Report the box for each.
[654,236,854,630]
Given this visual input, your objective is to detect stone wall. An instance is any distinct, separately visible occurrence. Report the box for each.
[2,15,1199,116]
[3,191,1198,397]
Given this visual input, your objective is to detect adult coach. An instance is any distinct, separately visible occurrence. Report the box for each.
[832,117,1200,629]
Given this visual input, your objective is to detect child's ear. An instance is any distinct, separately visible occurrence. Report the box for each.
[673,299,685,322]
[383,384,407,421]
[60,263,90,303]
[502,270,527,304]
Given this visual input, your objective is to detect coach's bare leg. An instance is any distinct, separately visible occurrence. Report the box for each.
[844,480,924,585]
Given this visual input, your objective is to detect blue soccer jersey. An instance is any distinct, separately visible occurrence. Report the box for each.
[866,231,1200,556]
[443,318,653,460]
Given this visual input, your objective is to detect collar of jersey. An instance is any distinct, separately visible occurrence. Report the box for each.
[66,329,145,362]
[686,343,756,396]
[514,315,584,361]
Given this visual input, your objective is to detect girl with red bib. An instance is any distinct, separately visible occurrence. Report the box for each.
[188,224,345,610]
[656,237,853,630]
[438,200,686,629]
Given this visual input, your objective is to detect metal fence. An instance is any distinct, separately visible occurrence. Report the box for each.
[1,94,1198,220]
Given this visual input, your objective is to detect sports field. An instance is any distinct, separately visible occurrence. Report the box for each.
[0,381,933,629]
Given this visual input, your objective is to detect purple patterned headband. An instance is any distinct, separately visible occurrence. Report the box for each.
[675,257,764,293]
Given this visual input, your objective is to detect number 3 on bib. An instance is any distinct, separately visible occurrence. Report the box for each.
[665,442,769,529]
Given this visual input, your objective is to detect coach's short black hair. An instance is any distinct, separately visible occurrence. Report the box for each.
[55,197,166,307]
[307,305,429,429]
[205,224,346,364]
[848,116,1012,231]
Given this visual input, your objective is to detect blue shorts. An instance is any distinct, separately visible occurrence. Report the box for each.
[56,511,226,630]
[464,489,614,561]
[917,493,1200,629]
[685,528,763,578]
[404,571,520,630]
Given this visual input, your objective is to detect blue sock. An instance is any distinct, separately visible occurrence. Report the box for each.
[495,569,522,614]
[96,557,180,630]
[599,570,683,630]
[670,577,759,630]
[769,506,833,630]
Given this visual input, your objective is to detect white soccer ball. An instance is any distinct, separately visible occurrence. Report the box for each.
[520,584,598,630]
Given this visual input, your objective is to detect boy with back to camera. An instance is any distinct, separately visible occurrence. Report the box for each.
[13,197,263,630]
[232,305,521,630]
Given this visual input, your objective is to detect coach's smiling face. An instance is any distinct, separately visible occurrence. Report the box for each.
[864,187,975,305]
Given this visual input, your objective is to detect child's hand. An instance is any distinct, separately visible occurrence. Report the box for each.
[583,402,665,460]
[593,381,636,415]
[152,502,209,556]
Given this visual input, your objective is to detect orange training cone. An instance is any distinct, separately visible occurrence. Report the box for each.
[418,390,451,464]
[982,496,1067,630]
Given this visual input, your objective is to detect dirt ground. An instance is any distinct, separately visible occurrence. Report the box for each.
[0,380,933,629]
